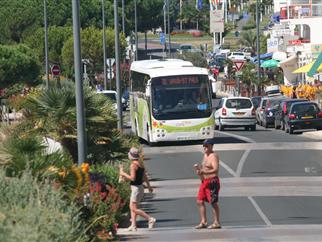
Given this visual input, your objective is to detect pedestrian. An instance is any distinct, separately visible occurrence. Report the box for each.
[119,147,156,231]
[194,139,221,229]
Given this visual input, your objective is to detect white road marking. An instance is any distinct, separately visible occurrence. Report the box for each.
[236,149,251,177]
[248,196,272,226]
[215,130,256,143]
[219,159,237,177]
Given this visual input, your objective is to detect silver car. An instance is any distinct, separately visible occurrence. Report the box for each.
[215,97,256,131]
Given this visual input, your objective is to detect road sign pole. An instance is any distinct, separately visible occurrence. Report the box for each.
[102,0,108,90]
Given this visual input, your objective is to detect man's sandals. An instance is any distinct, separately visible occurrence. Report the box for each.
[207,223,222,229]
[195,223,221,229]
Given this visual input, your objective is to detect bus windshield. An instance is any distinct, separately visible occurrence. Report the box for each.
[151,75,212,120]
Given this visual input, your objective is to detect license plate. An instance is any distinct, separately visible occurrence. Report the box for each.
[233,112,245,116]
[177,136,190,141]
[302,116,313,119]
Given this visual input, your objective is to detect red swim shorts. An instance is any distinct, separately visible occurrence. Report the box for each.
[197,177,220,206]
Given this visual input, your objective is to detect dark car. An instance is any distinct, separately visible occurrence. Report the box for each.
[285,102,322,134]
[256,96,285,128]
[274,99,308,130]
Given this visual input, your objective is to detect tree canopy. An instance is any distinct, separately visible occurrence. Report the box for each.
[0,44,40,88]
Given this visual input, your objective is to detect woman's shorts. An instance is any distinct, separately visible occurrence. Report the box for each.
[130,185,144,203]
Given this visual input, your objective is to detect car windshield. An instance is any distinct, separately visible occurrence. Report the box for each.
[269,99,284,109]
[151,75,211,120]
[103,93,116,101]
[292,103,318,114]
[226,99,252,109]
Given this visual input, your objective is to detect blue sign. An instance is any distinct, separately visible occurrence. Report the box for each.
[160,33,165,45]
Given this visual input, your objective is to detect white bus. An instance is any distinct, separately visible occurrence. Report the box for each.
[129,59,215,144]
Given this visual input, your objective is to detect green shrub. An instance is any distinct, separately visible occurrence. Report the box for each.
[0,170,87,242]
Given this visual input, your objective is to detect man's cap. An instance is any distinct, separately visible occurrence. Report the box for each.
[203,138,215,146]
[128,147,140,160]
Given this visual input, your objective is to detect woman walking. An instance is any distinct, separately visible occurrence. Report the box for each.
[119,147,156,231]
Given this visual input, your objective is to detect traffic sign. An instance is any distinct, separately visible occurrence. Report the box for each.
[51,65,60,76]
[233,61,245,72]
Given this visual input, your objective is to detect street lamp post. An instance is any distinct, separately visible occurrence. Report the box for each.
[102,0,108,90]
[114,0,123,130]
[72,0,86,165]
[134,0,138,60]
[167,0,171,57]
[122,0,125,33]
[44,0,49,89]
[256,0,261,94]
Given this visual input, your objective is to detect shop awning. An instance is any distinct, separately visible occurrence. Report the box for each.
[293,61,322,74]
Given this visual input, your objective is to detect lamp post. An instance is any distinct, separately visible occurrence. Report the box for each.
[134,0,138,60]
[114,0,123,130]
[122,0,125,33]
[167,0,171,57]
[256,0,261,94]
[102,0,108,90]
[44,0,49,89]
[72,0,86,165]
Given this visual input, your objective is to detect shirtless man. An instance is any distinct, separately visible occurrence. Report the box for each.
[194,138,221,229]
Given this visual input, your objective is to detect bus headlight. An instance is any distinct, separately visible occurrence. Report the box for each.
[201,126,213,135]
[156,129,166,137]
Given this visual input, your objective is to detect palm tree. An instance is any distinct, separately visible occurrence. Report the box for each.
[22,81,134,164]
[239,30,257,54]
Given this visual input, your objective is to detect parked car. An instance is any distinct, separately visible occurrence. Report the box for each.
[256,96,286,128]
[96,90,117,110]
[261,97,287,128]
[215,97,256,131]
[274,99,308,130]
[227,52,247,61]
[177,44,202,55]
[285,102,322,134]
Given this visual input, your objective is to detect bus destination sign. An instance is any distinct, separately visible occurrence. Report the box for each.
[160,76,199,85]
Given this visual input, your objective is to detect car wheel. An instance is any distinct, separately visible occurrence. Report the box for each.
[215,125,219,130]
[244,126,249,131]
[289,127,294,134]
[264,120,269,128]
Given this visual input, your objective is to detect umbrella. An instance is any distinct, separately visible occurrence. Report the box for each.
[260,59,279,69]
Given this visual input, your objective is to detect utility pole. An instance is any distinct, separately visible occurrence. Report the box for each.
[256,0,261,94]
[179,0,182,30]
[72,0,86,165]
[167,0,171,57]
[134,0,138,60]
[122,0,125,33]
[44,0,49,89]
[114,0,123,130]
[102,0,108,90]
[163,0,167,54]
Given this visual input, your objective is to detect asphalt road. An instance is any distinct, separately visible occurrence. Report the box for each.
[119,99,322,242]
